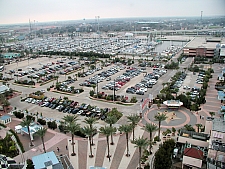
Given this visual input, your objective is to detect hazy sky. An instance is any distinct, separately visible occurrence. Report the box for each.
[0,0,225,24]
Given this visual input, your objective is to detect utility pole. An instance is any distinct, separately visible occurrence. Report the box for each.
[201,11,203,21]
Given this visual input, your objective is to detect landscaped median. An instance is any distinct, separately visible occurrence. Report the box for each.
[51,90,75,96]
[89,96,135,106]
[13,83,35,88]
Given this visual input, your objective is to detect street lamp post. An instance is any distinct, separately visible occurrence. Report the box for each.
[96,80,99,98]
[113,79,116,102]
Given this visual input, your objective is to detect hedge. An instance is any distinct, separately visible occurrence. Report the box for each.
[9,129,25,153]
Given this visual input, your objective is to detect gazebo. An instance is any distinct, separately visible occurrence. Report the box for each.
[19,122,43,141]
[163,100,183,109]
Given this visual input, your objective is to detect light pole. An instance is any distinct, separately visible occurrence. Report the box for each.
[96,80,99,98]
[113,79,116,102]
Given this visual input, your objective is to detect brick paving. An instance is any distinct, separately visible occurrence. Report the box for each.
[77,140,88,169]
[110,133,129,169]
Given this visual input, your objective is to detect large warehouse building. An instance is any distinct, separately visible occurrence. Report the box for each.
[183,37,223,58]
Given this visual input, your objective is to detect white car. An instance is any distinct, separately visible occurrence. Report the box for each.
[40,89,45,93]
[56,105,63,110]
[25,98,32,102]
[77,110,83,115]
[139,87,147,92]
[183,86,190,90]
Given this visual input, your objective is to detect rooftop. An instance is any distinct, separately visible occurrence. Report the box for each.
[212,118,225,133]
[184,148,203,159]
[32,151,63,169]
[185,37,221,49]
[0,115,11,121]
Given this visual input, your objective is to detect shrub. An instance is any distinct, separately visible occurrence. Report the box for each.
[130,96,137,103]
[89,90,95,97]
[26,159,34,169]
[58,124,67,133]
[26,115,35,121]
[37,119,46,125]
[47,121,57,130]
[9,129,25,153]
[154,136,160,142]
[13,111,24,119]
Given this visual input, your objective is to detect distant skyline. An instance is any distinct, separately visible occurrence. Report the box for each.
[0,0,225,25]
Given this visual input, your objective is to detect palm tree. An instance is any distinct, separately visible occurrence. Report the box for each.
[127,114,140,141]
[65,122,80,156]
[81,126,96,157]
[143,123,158,153]
[154,113,167,139]
[209,112,215,117]
[196,123,203,133]
[63,114,79,124]
[20,118,33,146]
[83,117,98,145]
[131,136,149,169]
[119,124,132,157]
[105,116,117,145]
[35,127,47,153]
[99,126,116,162]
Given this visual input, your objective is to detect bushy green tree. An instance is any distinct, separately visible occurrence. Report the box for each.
[154,139,175,169]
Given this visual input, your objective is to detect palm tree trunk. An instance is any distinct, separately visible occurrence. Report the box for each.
[126,133,129,156]
[110,133,114,145]
[110,124,114,145]
[132,128,135,141]
[149,132,152,153]
[27,127,33,146]
[106,136,110,162]
[158,122,161,139]
[91,132,94,145]
[41,137,46,153]
[89,136,93,157]
[71,134,76,156]
[139,147,141,169]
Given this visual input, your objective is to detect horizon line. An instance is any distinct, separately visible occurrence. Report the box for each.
[1,15,225,27]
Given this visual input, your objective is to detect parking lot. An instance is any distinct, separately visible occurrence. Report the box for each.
[3,54,195,125]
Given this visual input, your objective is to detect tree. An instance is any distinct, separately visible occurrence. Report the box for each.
[35,127,47,153]
[196,123,202,133]
[105,115,117,145]
[20,119,33,146]
[183,124,195,131]
[99,126,116,162]
[81,126,96,157]
[26,159,34,169]
[118,124,133,157]
[83,117,98,145]
[127,114,140,141]
[63,114,79,124]
[154,113,167,139]
[154,139,175,169]
[131,136,149,169]
[62,113,80,156]
[209,112,215,117]
[143,123,158,153]
[64,122,80,156]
